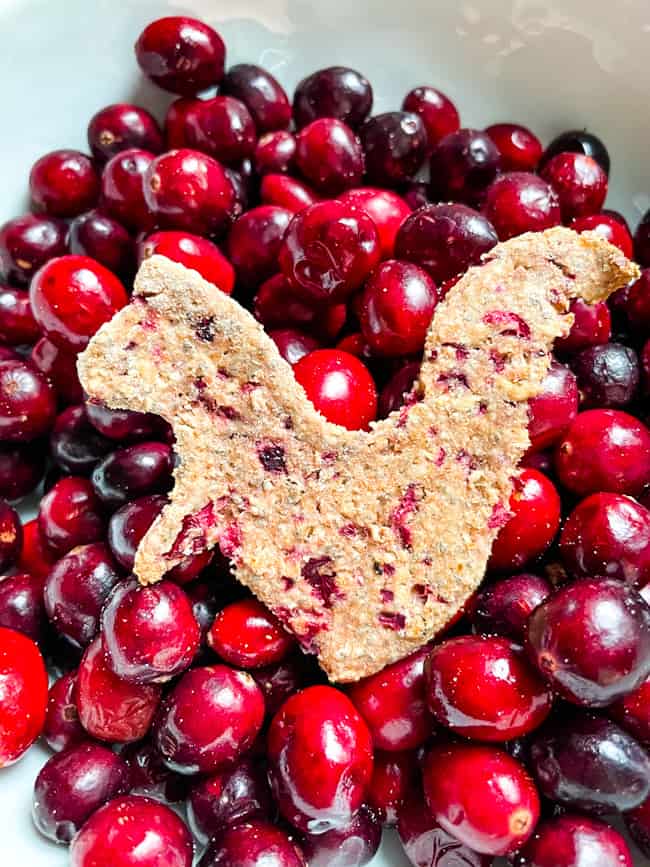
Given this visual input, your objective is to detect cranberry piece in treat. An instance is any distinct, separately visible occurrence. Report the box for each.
[198,820,305,867]
[540,152,608,221]
[516,813,633,867]
[0,214,68,287]
[269,329,321,366]
[107,494,166,572]
[91,441,173,509]
[360,112,428,187]
[68,210,134,276]
[101,148,156,232]
[138,229,235,293]
[527,361,578,452]
[0,285,40,345]
[293,66,372,130]
[18,518,58,580]
[254,274,346,341]
[43,672,86,753]
[222,63,291,132]
[228,205,293,290]
[294,349,377,431]
[571,343,639,409]
[87,103,163,163]
[571,212,634,257]
[30,338,84,405]
[122,739,190,804]
[180,96,257,166]
[378,361,420,419]
[482,172,561,240]
[610,674,650,745]
[485,122,543,172]
[259,173,319,212]
[295,118,364,196]
[30,149,99,218]
[366,750,417,825]
[402,86,460,149]
[0,627,48,766]
[208,597,295,669]
[540,129,610,175]
[85,401,166,442]
[38,476,105,556]
[0,359,56,442]
[470,573,551,642]
[0,571,45,642]
[301,804,382,867]
[339,187,411,259]
[625,795,650,857]
[255,131,296,175]
[429,128,501,205]
[50,405,113,475]
[135,16,226,95]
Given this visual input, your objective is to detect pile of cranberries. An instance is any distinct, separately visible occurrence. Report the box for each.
[1,13,649,867]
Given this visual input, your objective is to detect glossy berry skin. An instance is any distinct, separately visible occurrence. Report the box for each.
[0,213,68,287]
[339,187,411,259]
[0,571,45,642]
[208,598,295,669]
[70,794,193,867]
[32,741,130,843]
[402,87,459,149]
[228,205,293,289]
[0,360,56,442]
[108,494,166,571]
[138,229,235,293]
[560,493,650,586]
[470,573,551,642]
[251,656,308,717]
[260,173,318,212]
[359,259,438,357]
[43,673,86,753]
[626,795,650,857]
[199,820,305,867]
[366,750,417,825]
[75,637,161,743]
[0,500,21,572]
[395,202,497,284]
[254,274,346,341]
[101,148,156,231]
[295,118,364,196]
[485,122,543,171]
[555,409,650,496]
[556,297,611,355]
[268,685,373,833]
[378,361,420,418]
[135,16,225,95]
[488,469,561,572]
[516,813,633,867]
[423,742,539,856]
[68,209,134,276]
[18,518,58,580]
[87,103,163,163]
[294,349,377,431]
[429,128,501,205]
[540,152,608,221]
[154,665,264,775]
[571,342,639,408]
[38,476,105,556]
[301,805,382,867]
[0,285,40,345]
[91,441,174,509]
[30,149,99,218]
[483,172,561,240]
[360,112,428,186]
[31,337,84,405]
[540,129,610,175]
[50,405,112,475]
[293,66,372,129]
[222,63,291,132]
[181,96,256,166]
[0,627,48,766]
[572,212,634,257]
[269,329,320,366]
[122,739,190,804]
[610,675,650,745]
[347,645,433,752]
[85,402,166,442]
[527,361,578,451]
[255,131,296,175]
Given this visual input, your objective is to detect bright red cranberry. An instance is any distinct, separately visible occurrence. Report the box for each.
[188,757,273,844]
[528,361,578,451]
[635,209,650,266]
[483,171,561,240]
[180,96,256,165]
[30,337,83,405]
[255,131,296,175]
[0,571,45,642]
[540,152,607,221]
[293,66,372,129]
[367,750,417,825]
[207,597,295,669]
[43,672,85,752]
[530,712,650,813]
[485,122,543,172]
[571,212,634,257]
[571,342,639,408]
[38,476,105,556]
[70,794,193,867]
[488,469,561,572]
[0,285,40,345]
[470,573,551,642]
[91,441,173,509]
[0,214,68,287]
[430,128,501,205]
[269,329,321,366]
[122,739,190,803]
[69,209,134,276]
[154,664,264,774]
[251,656,308,717]
[228,205,293,289]
[423,741,539,856]
[402,87,460,149]
[259,173,319,212]
[301,804,381,867]
[135,16,225,95]
[0,500,21,571]
[395,202,498,284]
[347,645,433,751]
[295,118,364,196]
[0,627,48,766]
[199,819,305,867]
[18,518,58,579]
[30,254,128,351]
[138,229,235,293]
[339,187,411,259]
[516,813,633,867]
[33,741,129,843]
[360,112,428,186]
[85,400,166,442]
[0,359,56,442]
[30,149,99,218]
[87,103,163,163]
[540,129,610,175]
[254,274,346,341]
[268,685,373,833]
[222,63,291,132]
[101,148,156,231]
[108,494,165,571]
[626,795,650,857]
[50,405,112,474]
[610,674,650,745]
[294,349,377,430]
[555,297,611,354]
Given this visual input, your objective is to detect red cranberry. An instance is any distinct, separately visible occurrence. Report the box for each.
[378,361,420,418]
[295,118,364,196]
[50,405,112,475]
[30,338,83,405]
[85,400,166,442]
[429,128,501,205]
[207,598,294,669]
[0,628,47,766]
[293,66,372,130]
[622,268,650,335]
[107,494,166,571]
[540,152,607,221]
[260,173,319,212]
[483,172,561,240]
[33,741,129,843]
[530,712,650,814]
[0,214,68,287]
[634,209,650,266]
[122,739,190,803]
[572,212,634,257]
[135,16,225,95]
[555,297,611,354]
[521,446,554,473]
[367,750,417,825]
[43,672,85,752]
[626,795,650,857]
[294,349,377,430]
[255,131,296,175]
[30,149,99,218]
[139,229,235,294]
[101,148,156,231]
[0,443,44,499]
[301,804,381,867]
[222,63,291,132]
[228,205,293,289]
[402,181,430,211]
[423,741,539,856]
[485,122,543,171]
[610,675,650,745]
[88,104,163,163]
[269,329,321,366]
[470,573,551,642]
[251,656,308,717]
[402,87,460,148]
[335,332,372,358]
[395,203,497,284]
[347,645,433,751]
[642,339,650,395]
[571,342,639,408]
[339,187,411,259]
[0,285,40,345]
[0,571,45,642]
[359,259,438,357]
[268,685,373,833]
[91,441,173,509]
[199,820,305,867]
[69,209,134,276]
[70,794,193,867]
[254,274,346,341]
[180,96,256,165]
[488,469,561,572]
[0,499,21,571]
[224,163,252,217]
[516,813,633,867]
[166,98,202,148]
[540,129,610,175]
[38,476,105,556]
[18,518,58,579]
[360,112,428,186]
[528,361,578,451]
[0,359,56,441]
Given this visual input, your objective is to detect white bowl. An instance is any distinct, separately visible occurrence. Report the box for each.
[1,0,649,864]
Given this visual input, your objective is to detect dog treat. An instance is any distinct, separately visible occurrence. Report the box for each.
[78,228,637,682]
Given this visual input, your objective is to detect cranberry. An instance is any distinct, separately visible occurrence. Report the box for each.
[254,274,346,341]
[470,573,551,642]
[269,329,321,366]
[572,212,634,257]
[135,16,225,95]
[44,672,85,752]
[180,96,256,165]
[0,500,20,570]
[540,129,610,175]
[516,813,633,867]
[0,214,68,287]
[378,361,420,418]
[527,361,578,452]
[626,795,650,857]
[91,441,173,509]
[251,656,308,717]
[540,152,607,221]
[610,675,650,745]
[530,712,650,813]
[485,122,543,171]
[87,104,163,163]
[483,172,561,240]
[30,149,99,218]
[488,468,561,572]
[366,750,417,825]
[0,285,40,345]
[30,338,83,405]
[0,571,45,642]
[634,209,650,266]
[50,405,112,475]
[423,741,539,856]
[430,128,501,205]
[402,87,460,149]
[199,820,305,867]
[107,494,165,571]
[69,209,134,276]
[339,187,411,259]
[555,297,611,355]
[347,645,433,751]
[70,794,193,867]
[228,205,293,289]
[0,359,56,442]
[188,757,273,844]
[571,342,639,408]
[222,63,291,132]
[643,340,650,395]
[295,118,364,196]
[38,476,105,556]
[335,332,372,358]
[260,173,319,212]
[224,163,252,217]
[360,112,428,186]
[294,349,377,430]
[138,229,234,294]
[301,805,381,867]
[207,598,294,669]
[395,203,497,284]
[18,518,58,579]
[623,268,650,334]
[255,131,296,175]
[122,739,190,803]
[293,66,372,130]
[402,181,430,211]
[0,627,48,765]
[85,400,166,442]
[101,148,156,231]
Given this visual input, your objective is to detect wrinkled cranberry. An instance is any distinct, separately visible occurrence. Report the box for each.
[30,338,83,405]
[572,212,634,257]
[0,442,45,499]
[222,63,291,132]
[430,128,500,205]
[199,820,305,867]
[69,209,134,276]
[30,149,99,218]
[626,795,650,857]
[260,172,319,212]
[293,66,372,130]
[540,152,608,221]
[360,112,428,186]
[294,349,377,430]
[254,274,346,341]
[0,214,68,287]
[101,148,156,231]
[43,672,86,753]
[50,405,112,475]
[540,129,610,175]
[485,122,543,171]
[483,171,561,240]
[180,96,256,165]
[85,401,166,442]
[91,441,173,509]
[378,361,420,418]
[0,359,56,442]
[367,750,417,825]
[228,205,293,289]
[610,674,650,745]
[38,476,105,556]
[556,297,611,354]
[255,131,296,175]
[0,628,48,766]
[269,329,321,366]
[18,518,58,579]
[402,86,460,149]
[0,571,45,642]
[139,229,235,293]
[0,285,40,345]
[516,813,633,867]
[295,118,364,196]
[301,804,381,867]
[470,573,551,642]
[571,342,639,408]
[528,361,578,451]
[339,187,411,259]
[88,103,163,163]
[208,597,295,669]
[122,739,190,803]
[107,494,166,571]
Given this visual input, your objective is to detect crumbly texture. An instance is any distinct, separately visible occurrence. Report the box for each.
[78,228,637,682]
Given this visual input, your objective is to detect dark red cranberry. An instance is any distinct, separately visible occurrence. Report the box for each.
[488,469,561,572]
[395,202,497,284]
[0,627,48,766]
[43,672,85,753]
[228,205,293,289]
[293,66,372,129]
[634,209,650,266]
[485,122,543,171]
[0,285,40,345]
[626,795,650,857]
[339,187,411,259]
[295,118,364,196]
[402,181,430,211]
[0,359,56,441]
[33,741,129,843]
[251,656,308,717]
[348,644,433,751]
[255,131,296,175]
[402,87,460,149]
[470,573,551,642]
[18,518,58,580]
[87,104,163,163]
[429,128,501,205]
[207,597,295,669]
[622,268,650,335]
[222,63,291,132]
[521,450,553,479]
[610,675,650,745]
[571,342,639,408]
[0,443,45,495]
[0,499,21,571]
[122,739,190,803]
[483,172,561,240]
[516,813,633,867]
[107,494,166,571]
[540,129,610,175]
[528,361,578,451]
[69,209,134,276]
[360,112,428,186]
[254,274,346,341]
[572,212,634,257]
[224,163,251,218]
[180,96,256,165]
[85,401,166,442]
[367,750,417,825]
[294,349,377,430]
[359,259,438,357]
[301,804,381,867]
[30,337,83,405]
[38,476,105,556]
[423,742,539,856]
[540,153,607,221]
[259,173,319,212]
[30,149,99,218]
[642,339,650,395]
[165,98,200,148]
[70,794,193,867]
[50,405,112,475]
[555,297,611,354]
[91,441,173,509]
[135,16,225,95]
[0,214,68,287]
[0,571,45,642]
[378,361,420,418]
[269,329,320,366]
[199,820,305,867]
[101,148,156,231]
[139,229,235,293]
[530,712,650,813]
